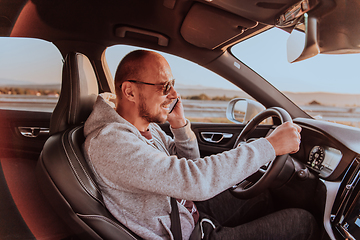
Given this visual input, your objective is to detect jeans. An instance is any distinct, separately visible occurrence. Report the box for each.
[195,190,320,240]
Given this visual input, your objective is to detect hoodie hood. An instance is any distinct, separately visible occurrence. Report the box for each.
[83,95,141,139]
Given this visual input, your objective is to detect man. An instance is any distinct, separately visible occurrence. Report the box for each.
[83,50,318,239]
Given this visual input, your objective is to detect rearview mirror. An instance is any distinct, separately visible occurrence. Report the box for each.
[287,0,360,63]
[287,14,319,63]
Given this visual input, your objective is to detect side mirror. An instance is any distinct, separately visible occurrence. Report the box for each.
[226,98,266,124]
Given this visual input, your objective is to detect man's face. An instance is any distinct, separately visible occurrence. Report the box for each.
[136,57,177,124]
[138,91,172,124]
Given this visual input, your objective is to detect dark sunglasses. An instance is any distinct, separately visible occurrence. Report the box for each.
[125,79,175,95]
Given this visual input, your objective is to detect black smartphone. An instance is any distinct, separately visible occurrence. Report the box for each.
[169,98,179,114]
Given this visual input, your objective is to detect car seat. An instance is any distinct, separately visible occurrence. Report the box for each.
[37,52,141,240]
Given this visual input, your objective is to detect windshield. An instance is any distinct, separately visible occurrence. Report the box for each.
[231,28,360,128]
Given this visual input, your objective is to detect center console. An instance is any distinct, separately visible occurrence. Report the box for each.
[331,157,360,240]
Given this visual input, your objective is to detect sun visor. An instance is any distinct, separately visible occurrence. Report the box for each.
[317,0,360,54]
[180,3,258,49]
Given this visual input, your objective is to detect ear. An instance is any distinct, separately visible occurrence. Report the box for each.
[121,81,136,102]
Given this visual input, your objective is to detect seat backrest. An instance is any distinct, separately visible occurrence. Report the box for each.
[37,52,141,239]
[49,52,99,135]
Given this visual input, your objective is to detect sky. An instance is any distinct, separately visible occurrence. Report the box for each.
[0,38,63,85]
[1,27,360,94]
[231,28,360,94]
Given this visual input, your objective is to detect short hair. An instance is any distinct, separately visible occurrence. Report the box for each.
[114,50,154,97]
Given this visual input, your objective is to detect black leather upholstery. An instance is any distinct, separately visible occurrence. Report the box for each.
[49,52,99,135]
[37,52,141,239]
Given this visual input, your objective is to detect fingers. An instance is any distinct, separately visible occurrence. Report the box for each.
[281,121,301,133]
[167,93,187,129]
[285,122,302,153]
[294,123,302,133]
[265,122,302,156]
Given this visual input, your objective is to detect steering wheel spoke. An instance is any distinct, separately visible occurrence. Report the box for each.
[230,107,293,199]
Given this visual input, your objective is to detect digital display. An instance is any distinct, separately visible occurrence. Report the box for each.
[308,146,342,177]
[340,194,360,239]
[322,147,342,171]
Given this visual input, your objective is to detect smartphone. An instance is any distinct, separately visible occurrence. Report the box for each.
[169,98,179,114]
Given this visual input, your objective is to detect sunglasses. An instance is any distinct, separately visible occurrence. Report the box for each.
[125,79,175,95]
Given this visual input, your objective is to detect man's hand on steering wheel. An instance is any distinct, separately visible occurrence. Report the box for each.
[231,107,301,199]
[265,122,302,156]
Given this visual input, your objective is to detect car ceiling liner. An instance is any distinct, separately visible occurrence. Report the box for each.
[180,0,310,50]
[180,3,258,49]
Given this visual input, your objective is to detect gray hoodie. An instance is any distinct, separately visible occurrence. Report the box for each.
[83,96,276,240]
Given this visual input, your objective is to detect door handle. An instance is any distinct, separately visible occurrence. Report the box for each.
[18,127,49,138]
[200,132,233,143]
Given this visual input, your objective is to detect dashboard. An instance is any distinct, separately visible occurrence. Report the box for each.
[294,118,360,181]
[294,118,360,240]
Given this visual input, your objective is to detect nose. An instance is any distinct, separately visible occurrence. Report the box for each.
[166,85,177,99]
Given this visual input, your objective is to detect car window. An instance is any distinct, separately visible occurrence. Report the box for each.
[231,28,360,128]
[105,45,254,123]
[0,37,63,112]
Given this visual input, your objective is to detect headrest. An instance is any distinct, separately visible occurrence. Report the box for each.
[50,52,99,135]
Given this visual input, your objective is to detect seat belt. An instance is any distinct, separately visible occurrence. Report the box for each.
[170,197,183,240]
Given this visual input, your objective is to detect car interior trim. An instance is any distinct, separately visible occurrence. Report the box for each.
[115,26,170,47]
[322,179,342,240]
[330,157,360,239]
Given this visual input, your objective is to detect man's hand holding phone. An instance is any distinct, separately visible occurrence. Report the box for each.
[167,95,186,129]
[169,97,179,114]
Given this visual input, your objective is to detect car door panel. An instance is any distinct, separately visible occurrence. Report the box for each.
[160,122,273,158]
[0,109,51,159]
[0,161,33,239]
[192,123,273,157]
[0,109,74,239]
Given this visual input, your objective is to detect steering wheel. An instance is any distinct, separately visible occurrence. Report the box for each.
[230,107,292,199]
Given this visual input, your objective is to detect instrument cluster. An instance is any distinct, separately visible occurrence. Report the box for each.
[307,145,343,177]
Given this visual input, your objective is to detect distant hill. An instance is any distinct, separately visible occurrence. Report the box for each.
[176,84,360,107]
[0,78,60,90]
[0,78,32,86]
[176,84,252,99]
[1,80,358,107]
[284,91,360,107]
